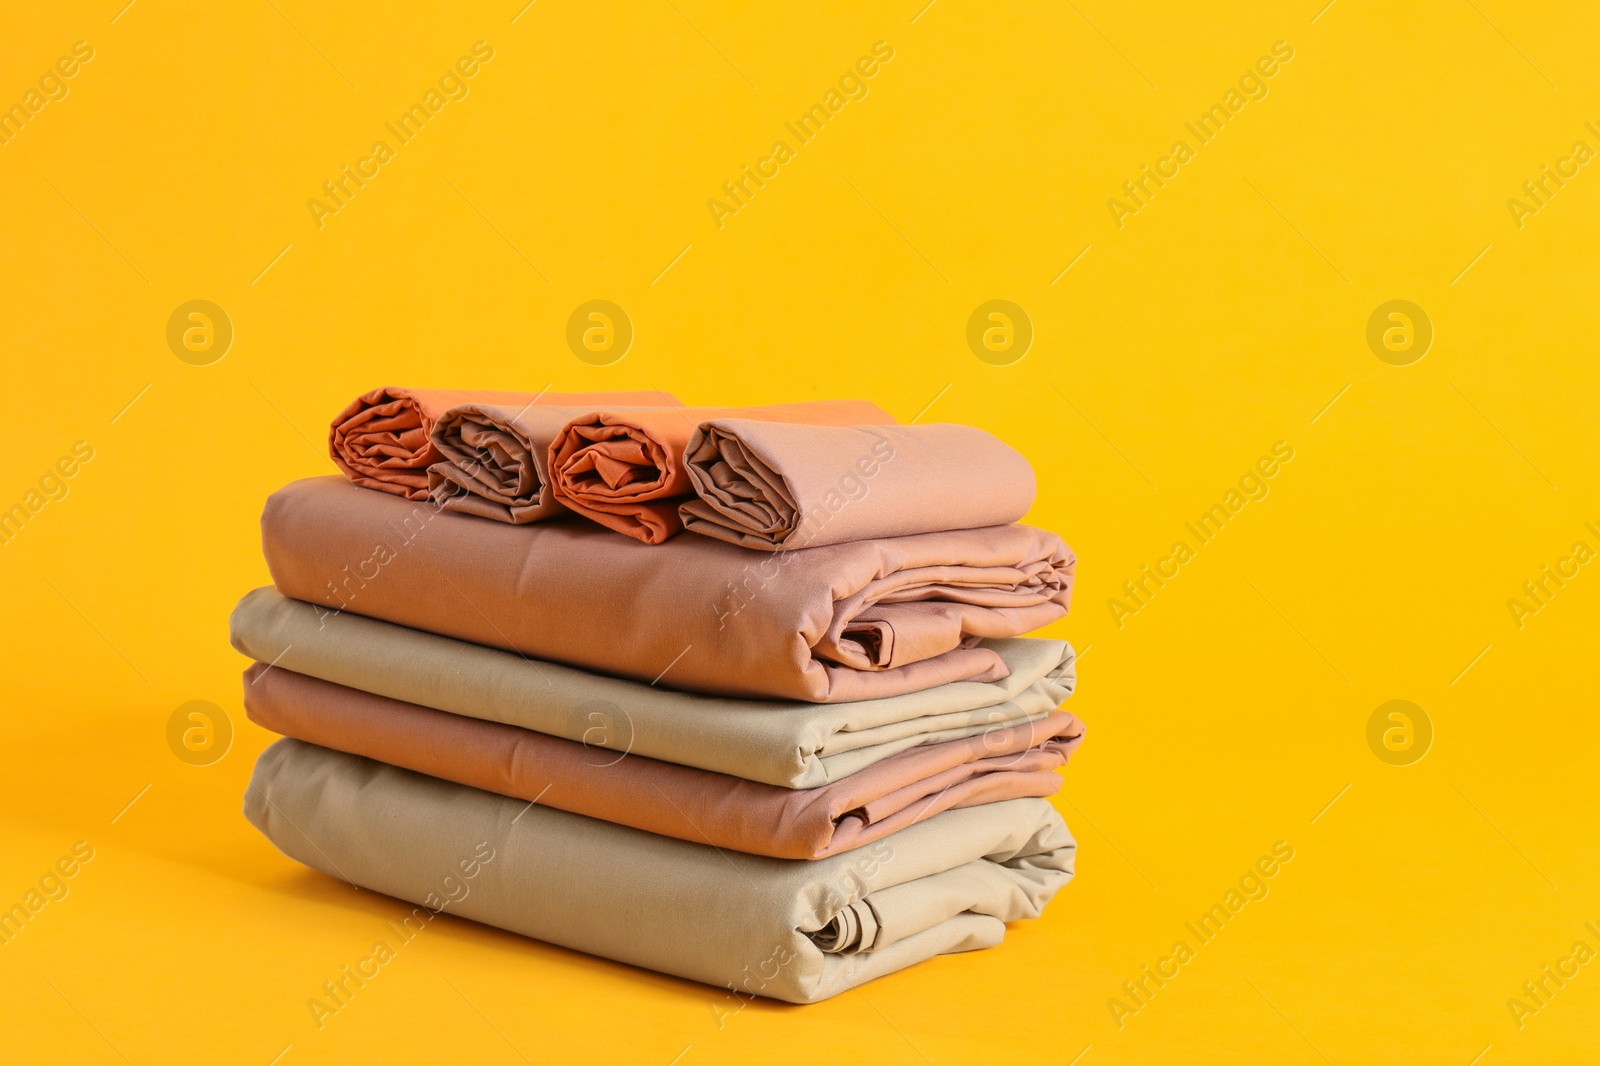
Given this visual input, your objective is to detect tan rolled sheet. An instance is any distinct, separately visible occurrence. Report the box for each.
[681,420,1036,551]
[260,477,1076,702]
[329,387,675,500]
[230,588,1077,788]
[243,661,1084,860]
[245,739,1076,1003]
[426,403,653,524]
[547,401,895,543]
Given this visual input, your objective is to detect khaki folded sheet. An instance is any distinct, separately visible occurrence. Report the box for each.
[261,477,1075,702]
[547,401,895,543]
[230,588,1077,788]
[245,739,1076,1003]
[243,661,1084,860]
[329,387,675,500]
[426,404,649,524]
[680,420,1037,551]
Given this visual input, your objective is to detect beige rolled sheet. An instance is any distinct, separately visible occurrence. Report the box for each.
[230,588,1077,788]
[244,739,1076,1003]
[260,476,1076,702]
[680,420,1037,550]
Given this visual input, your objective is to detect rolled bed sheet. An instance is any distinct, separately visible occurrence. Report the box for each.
[245,739,1076,1003]
[547,401,895,543]
[426,403,649,524]
[230,588,1077,788]
[261,477,1075,702]
[242,661,1085,860]
[329,387,675,500]
[681,420,1036,551]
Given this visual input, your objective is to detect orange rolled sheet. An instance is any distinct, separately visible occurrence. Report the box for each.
[329,386,676,500]
[242,662,1085,861]
[546,401,895,543]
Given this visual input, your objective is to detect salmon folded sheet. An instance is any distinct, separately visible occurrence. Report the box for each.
[260,476,1075,702]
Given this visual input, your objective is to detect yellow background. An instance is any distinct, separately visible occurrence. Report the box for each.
[3,1,1598,1062]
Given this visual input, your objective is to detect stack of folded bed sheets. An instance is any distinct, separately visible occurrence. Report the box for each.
[238,386,1083,1004]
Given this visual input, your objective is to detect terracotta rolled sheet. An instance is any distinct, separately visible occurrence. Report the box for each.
[547,401,895,543]
[245,739,1076,1003]
[261,477,1076,702]
[329,387,675,500]
[426,404,646,524]
[242,661,1083,860]
[230,588,1077,788]
[680,420,1037,550]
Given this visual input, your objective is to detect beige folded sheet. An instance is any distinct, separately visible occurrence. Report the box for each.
[243,661,1084,859]
[245,739,1076,1003]
[680,420,1036,550]
[261,477,1076,702]
[230,588,1077,788]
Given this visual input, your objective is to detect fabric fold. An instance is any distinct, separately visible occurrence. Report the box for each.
[547,401,895,543]
[245,739,1076,1003]
[680,420,1036,551]
[329,387,675,500]
[242,661,1084,860]
[260,477,1075,702]
[230,588,1077,788]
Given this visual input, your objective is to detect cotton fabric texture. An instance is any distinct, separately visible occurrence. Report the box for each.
[329,387,674,500]
[243,661,1085,860]
[680,420,1036,551]
[260,477,1075,702]
[230,588,1077,788]
[546,401,895,543]
[245,739,1076,1003]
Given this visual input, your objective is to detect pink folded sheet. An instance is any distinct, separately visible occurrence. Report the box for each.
[261,477,1076,702]
[242,662,1085,860]
[329,387,675,500]
[680,420,1037,550]
[546,401,895,543]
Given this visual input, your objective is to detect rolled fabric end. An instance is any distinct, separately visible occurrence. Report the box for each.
[427,404,563,524]
[681,420,1038,551]
[328,387,452,500]
[548,401,897,544]
[547,412,685,543]
[329,387,679,501]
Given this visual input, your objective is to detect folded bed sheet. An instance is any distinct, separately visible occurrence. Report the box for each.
[245,739,1076,1003]
[230,588,1077,788]
[547,401,895,544]
[243,662,1084,860]
[681,420,1036,551]
[261,477,1075,702]
[329,387,675,500]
